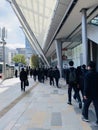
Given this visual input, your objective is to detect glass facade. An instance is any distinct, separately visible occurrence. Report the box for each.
[72,44,82,67]
[25,37,36,65]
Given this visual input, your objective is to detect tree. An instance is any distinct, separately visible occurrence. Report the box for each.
[30,55,39,68]
[12,54,26,65]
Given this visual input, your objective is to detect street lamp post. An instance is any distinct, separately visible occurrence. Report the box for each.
[0,41,6,80]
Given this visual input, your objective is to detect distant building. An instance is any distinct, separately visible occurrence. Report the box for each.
[25,37,36,65]
[16,48,25,55]
[8,49,18,65]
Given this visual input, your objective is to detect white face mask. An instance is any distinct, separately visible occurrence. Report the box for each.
[87,66,91,70]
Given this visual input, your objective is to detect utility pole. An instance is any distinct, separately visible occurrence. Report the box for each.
[0,27,7,80]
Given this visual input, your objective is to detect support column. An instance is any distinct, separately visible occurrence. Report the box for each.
[55,40,62,77]
[81,8,88,65]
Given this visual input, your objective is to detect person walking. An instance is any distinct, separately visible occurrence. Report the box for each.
[54,66,60,88]
[82,61,98,126]
[32,68,37,81]
[48,67,54,86]
[66,60,81,106]
[74,65,87,109]
[19,68,28,91]
[30,68,33,78]
[78,64,87,98]
[15,69,18,77]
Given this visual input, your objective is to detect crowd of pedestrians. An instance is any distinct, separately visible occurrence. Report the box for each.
[19,66,61,91]
[18,60,98,126]
[65,60,98,126]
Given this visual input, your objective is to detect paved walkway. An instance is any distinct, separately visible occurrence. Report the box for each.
[0,77,97,130]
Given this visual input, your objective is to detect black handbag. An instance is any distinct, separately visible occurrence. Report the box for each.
[25,79,29,86]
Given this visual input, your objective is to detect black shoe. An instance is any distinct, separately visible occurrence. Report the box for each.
[79,103,82,109]
[67,102,72,105]
[57,86,61,88]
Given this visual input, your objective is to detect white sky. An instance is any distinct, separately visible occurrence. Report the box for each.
[0,0,25,49]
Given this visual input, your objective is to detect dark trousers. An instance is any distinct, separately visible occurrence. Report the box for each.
[33,76,36,81]
[21,81,26,91]
[82,98,98,122]
[49,77,54,86]
[68,83,81,103]
[55,78,59,87]
[73,88,82,103]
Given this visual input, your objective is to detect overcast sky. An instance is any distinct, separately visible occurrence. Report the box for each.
[0,0,25,49]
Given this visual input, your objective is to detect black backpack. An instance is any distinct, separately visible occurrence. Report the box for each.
[69,68,76,82]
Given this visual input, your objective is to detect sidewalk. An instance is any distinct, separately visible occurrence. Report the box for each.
[0,77,97,130]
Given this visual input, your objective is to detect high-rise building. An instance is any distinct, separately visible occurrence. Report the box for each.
[8,49,18,65]
[16,48,25,55]
[25,37,36,65]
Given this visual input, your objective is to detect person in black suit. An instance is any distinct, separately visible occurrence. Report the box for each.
[82,61,98,126]
[19,68,27,91]
[54,66,60,88]
[48,67,54,86]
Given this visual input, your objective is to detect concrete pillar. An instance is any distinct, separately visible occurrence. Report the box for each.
[55,39,62,77]
[81,8,88,65]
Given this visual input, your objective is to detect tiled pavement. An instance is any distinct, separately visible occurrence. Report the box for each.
[0,78,97,130]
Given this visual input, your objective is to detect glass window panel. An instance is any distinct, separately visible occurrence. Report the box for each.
[27,0,33,10]
[33,1,38,12]
[39,5,44,15]
[45,8,51,17]
[15,0,57,46]
[46,0,56,8]
[39,0,44,5]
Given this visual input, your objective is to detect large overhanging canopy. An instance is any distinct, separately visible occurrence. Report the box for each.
[13,0,57,48]
[8,0,57,66]
[7,0,98,63]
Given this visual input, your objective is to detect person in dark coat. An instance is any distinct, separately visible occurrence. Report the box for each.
[32,68,37,81]
[73,65,87,109]
[54,66,60,88]
[30,68,33,78]
[82,61,98,126]
[48,67,54,86]
[77,64,87,97]
[40,68,45,83]
[66,61,81,106]
[44,68,48,80]
[15,69,18,77]
[19,68,27,91]
[37,68,41,82]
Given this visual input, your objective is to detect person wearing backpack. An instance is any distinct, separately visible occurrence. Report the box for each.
[19,68,28,91]
[66,61,81,106]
